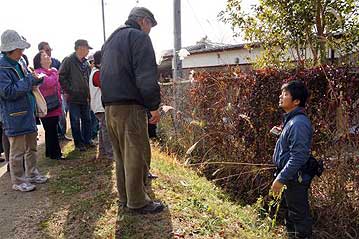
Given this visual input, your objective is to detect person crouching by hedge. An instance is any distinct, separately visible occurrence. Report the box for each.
[33,51,65,160]
[0,30,48,192]
[271,80,313,238]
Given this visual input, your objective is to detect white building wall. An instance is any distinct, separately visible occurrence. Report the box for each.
[182,48,262,68]
[180,46,336,69]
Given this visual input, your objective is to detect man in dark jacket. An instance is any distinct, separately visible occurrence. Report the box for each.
[101,7,163,214]
[59,39,94,151]
[271,80,313,238]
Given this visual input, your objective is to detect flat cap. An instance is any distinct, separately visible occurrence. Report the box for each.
[129,7,157,27]
[75,39,93,50]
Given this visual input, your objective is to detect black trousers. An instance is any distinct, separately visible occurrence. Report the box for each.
[40,116,62,159]
[283,181,313,239]
[148,123,157,138]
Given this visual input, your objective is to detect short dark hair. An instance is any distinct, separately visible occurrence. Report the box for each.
[38,41,49,51]
[33,52,42,69]
[22,54,29,66]
[93,50,101,66]
[281,80,309,107]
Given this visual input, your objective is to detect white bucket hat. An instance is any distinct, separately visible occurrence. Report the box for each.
[0,30,30,52]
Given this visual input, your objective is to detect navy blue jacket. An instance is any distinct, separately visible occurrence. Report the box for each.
[51,57,61,70]
[273,107,313,183]
[0,56,39,136]
[100,19,161,111]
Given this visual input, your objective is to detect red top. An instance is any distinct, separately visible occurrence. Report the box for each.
[93,71,100,88]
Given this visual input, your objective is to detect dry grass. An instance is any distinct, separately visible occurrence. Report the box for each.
[32,142,285,239]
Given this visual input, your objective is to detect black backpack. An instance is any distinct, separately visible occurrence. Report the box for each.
[306,155,324,178]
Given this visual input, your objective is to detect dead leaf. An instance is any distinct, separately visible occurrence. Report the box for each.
[180,180,189,187]
[186,140,200,155]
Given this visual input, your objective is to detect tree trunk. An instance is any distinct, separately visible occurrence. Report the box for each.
[316,0,327,65]
[306,28,318,66]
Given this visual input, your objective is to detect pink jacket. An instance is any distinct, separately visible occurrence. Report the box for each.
[35,68,62,117]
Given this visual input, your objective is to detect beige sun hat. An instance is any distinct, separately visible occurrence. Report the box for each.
[0,30,30,52]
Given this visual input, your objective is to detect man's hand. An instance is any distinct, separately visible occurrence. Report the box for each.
[270,126,282,136]
[271,179,285,197]
[149,110,160,124]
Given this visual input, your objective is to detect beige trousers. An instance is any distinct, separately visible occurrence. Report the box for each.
[106,105,151,209]
[8,132,40,185]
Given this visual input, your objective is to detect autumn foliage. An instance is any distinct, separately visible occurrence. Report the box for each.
[159,66,359,238]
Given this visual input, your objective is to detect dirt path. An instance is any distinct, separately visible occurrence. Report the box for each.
[0,127,50,239]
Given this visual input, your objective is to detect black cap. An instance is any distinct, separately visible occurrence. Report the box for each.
[74,39,93,50]
[129,7,157,27]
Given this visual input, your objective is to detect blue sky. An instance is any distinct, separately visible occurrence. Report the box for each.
[0,0,257,63]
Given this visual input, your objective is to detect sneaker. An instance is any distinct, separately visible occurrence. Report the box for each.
[12,182,36,192]
[28,175,48,184]
[131,201,164,214]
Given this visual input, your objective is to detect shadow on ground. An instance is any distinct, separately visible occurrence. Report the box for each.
[115,184,173,239]
[38,144,173,239]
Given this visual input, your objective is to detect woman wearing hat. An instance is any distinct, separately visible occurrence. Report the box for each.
[0,29,48,192]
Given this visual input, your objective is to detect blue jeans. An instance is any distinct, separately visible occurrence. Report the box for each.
[90,110,99,139]
[68,103,91,147]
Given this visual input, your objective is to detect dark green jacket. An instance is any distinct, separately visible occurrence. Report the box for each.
[59,53,91,104]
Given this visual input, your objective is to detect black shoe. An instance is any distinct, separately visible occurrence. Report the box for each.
[147,173,158,179]
[0,158,5,163]
[85,142,96,149]
[75,146,86,152]
[131,201,164,214]
[118,201,127,209]
[53,156,67,160]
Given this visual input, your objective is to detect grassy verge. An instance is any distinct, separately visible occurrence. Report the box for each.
[37,142,284,239]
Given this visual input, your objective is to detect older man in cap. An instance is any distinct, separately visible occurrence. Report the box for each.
[101,7,163,214]
[0,29,48,192]
[59,39,94,151]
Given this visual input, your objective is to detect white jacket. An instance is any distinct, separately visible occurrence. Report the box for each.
[89,68,104,113]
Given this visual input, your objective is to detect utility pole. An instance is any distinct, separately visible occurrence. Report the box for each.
[173,0,182,81]
[173,0,182,128]
[101,0,106,42]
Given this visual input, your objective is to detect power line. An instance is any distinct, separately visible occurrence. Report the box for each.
[185,0,207,39]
